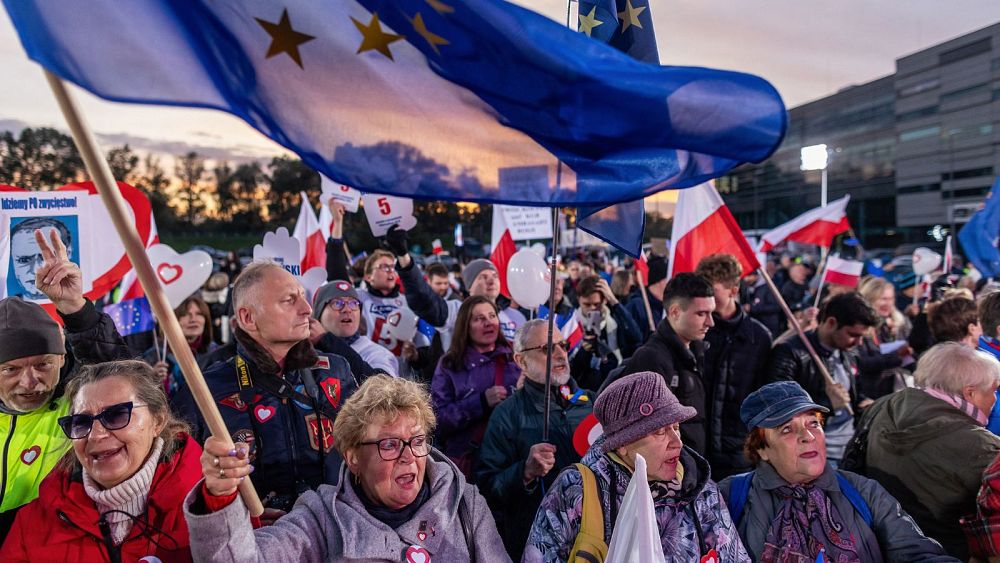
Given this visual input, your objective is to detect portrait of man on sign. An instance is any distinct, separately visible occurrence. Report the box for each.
[7,216,79,301]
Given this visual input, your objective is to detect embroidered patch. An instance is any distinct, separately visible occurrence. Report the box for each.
[305,413,335,453]
[319,377,342,409]
[292,385,314,411]
[254,404,276,423]
[219,393,248,412]
[231,428,258,463]
[335,281,351,291]
[20,445,40,465]
[314,356,331,370]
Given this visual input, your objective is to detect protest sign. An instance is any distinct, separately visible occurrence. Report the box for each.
[362,194,417,237]
[320,175,361,213]
[493,205,552,242]
[146,244,213,309]
[252,227,326,300]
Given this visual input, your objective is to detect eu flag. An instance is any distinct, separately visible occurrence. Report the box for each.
[959,177,1000,277]
[4,0,785,248]
[103,297,155,337]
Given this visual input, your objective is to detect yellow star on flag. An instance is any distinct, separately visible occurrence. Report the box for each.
[617,0,646,32]
[425,0,455,15]
[408,12,449,55]
[578,6,603,37]
[255,9,315,69]
[351,13,404,60]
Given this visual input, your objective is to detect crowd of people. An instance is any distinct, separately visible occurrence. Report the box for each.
[4,206,1000,561]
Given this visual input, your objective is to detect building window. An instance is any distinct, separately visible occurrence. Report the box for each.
[898,183,941,194]
[939,82,990,104]
[899,125,940,142]
[942,167,994,181]
[943,186,991,199]
[939,37,992,65]
[898,78,940,97]
[897,106,938,121]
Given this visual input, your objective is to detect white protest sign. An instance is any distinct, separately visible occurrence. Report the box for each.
[362,194,417,237]
[252,227,327,301]
[320,175,361,213]
[146,244,213,309]
[495,205,552,242]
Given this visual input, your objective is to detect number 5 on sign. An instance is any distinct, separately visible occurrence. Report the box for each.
[362,193,418,237]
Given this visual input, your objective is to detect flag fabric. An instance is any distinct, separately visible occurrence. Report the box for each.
[350,251,368,266]
[668,182,760,279]
[604,453,665,563]
[292,191,326,272]
[4,0,786,221]
[944,235,953,273]
[454,224,464,247]
[537,306,584,350]
[865,260,885,278]
[417,318,437,340]
[318,200,335,239]
[103,297,156,336]
[822,256,864,287]
[758,196,851,252]
[634,252,649,285]
[490,230,517,299]
[960,179,1000,277]
[431,239,443,255]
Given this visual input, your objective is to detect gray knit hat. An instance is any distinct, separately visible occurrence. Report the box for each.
[594,371,696,452]
[462,259,497,290]
[0,297,65,364]
[312,280,360,320]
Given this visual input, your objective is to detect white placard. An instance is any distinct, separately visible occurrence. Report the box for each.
[492,204,552,243]
[362,194,417,237]
[320,175,361,213]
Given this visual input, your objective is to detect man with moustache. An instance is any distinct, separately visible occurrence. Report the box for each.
[476,319,595,560]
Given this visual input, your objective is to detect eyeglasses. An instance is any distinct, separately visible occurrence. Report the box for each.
[359,434,432,461]
[329,298,360,311]
[57,401,148,440]
[372,264,395,273]
[520,340,571,354]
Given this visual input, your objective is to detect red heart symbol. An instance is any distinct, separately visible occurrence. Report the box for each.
[156,263,183,284]
[405,546,430,563]
[254,405,275,423]
[20,445,40,465]
[340,185,350,192]
[417,531,427,542]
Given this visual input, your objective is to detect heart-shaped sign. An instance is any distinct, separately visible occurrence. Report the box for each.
[385,307,419,343]
[700,548,719,563]
[404,546,431,563]
[20,445,40,465]
[146,244,213,309]
[254,404,275,424]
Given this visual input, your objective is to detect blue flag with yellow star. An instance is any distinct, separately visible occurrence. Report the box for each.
[4,0,786,256]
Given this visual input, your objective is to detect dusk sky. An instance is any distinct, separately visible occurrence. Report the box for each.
[2,1,999,190]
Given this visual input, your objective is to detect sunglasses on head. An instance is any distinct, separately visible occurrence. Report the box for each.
[58,401,148,440]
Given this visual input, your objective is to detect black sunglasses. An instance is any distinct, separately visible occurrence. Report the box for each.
[521,340,571,354]
[58,401,147,440]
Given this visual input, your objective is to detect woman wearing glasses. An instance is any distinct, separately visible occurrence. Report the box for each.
[313,279,399,377]
[0,360,201,561]
[431,296,521,478]
[185,375,510,562]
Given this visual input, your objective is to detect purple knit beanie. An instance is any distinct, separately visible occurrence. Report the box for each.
[594,371,697,453]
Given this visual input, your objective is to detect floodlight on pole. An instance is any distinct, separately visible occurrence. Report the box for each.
[801,144,829,207]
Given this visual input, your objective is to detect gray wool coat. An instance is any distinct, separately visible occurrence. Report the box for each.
[184,450,511,562]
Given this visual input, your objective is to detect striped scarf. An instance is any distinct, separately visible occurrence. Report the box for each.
[923,386,988,426]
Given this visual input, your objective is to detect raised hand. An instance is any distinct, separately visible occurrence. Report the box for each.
[33,228,85,314]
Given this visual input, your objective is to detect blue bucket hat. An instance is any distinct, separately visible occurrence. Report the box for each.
[740,381,829,430]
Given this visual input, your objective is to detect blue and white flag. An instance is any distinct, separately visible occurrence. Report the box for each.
[103,297,155,337]
[4,0,785,229]
[959,178,1000,277]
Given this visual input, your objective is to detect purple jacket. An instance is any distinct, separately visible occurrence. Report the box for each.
[431,344,520,459]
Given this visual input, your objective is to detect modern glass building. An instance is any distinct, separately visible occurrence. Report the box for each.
[720,22,1000,250]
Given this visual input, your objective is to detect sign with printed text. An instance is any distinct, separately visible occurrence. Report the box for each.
[362,194,417,237]
[499,205,552,241]
[320,175,361,213]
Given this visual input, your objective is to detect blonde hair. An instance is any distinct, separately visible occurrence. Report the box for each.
[332,375,436,456]
[364,250,396,276]
[858,276,907,338]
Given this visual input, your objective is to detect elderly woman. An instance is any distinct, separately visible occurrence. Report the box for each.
[0,360,201,561]
[718,380,954,562]
[184,375,509,561]
[856,277,913,398]
[525,371,748,562]
[143,295,218,397]
[858,342,1000,559]
[431,295,520,477]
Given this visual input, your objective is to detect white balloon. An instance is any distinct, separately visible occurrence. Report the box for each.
[146,244,213,309]
[530,242,546,257]
[912,247,942,276]
[507,249,550,309]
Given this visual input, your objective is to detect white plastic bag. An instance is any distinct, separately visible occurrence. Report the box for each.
[605,453,666,563]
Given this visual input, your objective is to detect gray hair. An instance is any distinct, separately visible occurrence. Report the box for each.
[914,341,1000,394]
[513,318,549,353]
[232,261,286,314]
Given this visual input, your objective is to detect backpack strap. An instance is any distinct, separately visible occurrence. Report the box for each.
[726,471,755,526]
[458,494,476,563]
[835,472,874,528]
[568,463,608,563]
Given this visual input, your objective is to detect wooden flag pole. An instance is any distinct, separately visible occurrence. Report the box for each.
[44,71,264,517]
[636,267,657,333]
[813,251,830,309]
[758,267,853,415]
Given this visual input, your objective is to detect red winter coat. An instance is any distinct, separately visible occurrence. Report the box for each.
[0,433,202,562]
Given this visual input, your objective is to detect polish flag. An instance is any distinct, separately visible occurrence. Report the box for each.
[634,252,649,285]
[668,182,760,278]
[293,191,326,272]
[117,212,160,301]
[758,195,851,252]
[432,239,444,255]
[490,229,517,298]
[822,256,864,287]
[944,235,953,273]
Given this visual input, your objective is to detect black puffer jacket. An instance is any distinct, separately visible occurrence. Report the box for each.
[620,320,707,454]
[766,330,865,413]
[703,308,772,479]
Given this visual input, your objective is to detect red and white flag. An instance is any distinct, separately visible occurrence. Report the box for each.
[432,239,444,255]
[822,256,864,288]
[490,229,517,298]
[668,182,760,278]
[944,235,953,273]
[758,195,851,252]
[117,211,160,301]
[293,191,326,272]
[634,252,650,285]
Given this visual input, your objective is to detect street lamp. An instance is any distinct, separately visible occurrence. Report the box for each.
[800,144,829,207]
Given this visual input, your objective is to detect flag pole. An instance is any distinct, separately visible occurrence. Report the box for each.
[542,205,560,442]
[813,252,830,309]
[636,266,657,333]
[44,71,264,516]
[758,267,853,415]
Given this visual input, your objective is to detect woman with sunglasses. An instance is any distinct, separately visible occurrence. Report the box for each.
[185,375,510,561]
[313,279,399,377]
[431,296,521,479]
[1,360,201,562]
